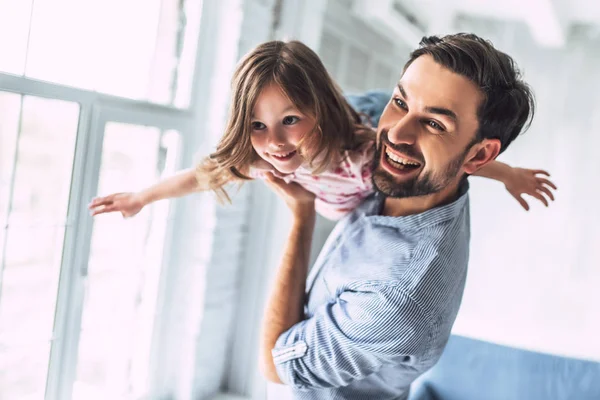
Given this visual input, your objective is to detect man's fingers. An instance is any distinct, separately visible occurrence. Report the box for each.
[537,178,557,190]
[265,172,281,184]
[264,174,280,187]
[514,194,530,211]
[532,170,550,176]
[538,186,555,201]
[267,173,291,188]
[532,192,549,207]
[263,174,288,196]
[263,180,279,193]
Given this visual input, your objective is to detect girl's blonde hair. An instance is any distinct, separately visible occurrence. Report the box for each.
[197,40,374,202]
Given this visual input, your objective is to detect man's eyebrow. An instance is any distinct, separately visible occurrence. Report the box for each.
[398,82,458,122]
[424,107,458,122]
[397,83,408,99]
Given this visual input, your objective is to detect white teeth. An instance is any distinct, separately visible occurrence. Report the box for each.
[385,149,419,166]
[272,151,294,158]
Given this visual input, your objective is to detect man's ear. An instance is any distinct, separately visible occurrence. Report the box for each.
[463,138,501,175]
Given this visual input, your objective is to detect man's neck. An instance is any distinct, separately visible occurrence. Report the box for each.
[381,181,461,217]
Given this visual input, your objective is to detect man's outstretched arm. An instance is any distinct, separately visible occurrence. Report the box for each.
[473,160,557,210]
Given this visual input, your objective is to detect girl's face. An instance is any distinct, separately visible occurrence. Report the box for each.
[250,83,316,174]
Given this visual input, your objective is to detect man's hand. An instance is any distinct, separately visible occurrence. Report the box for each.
[264,173,316,219]
[504,168,557,210]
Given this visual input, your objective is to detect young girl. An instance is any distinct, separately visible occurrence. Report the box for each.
[89,40,555,220]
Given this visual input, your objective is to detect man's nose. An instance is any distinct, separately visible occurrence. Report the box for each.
[386,116,418,146]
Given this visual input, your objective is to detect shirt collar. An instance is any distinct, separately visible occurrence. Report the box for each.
[361,179,470,230]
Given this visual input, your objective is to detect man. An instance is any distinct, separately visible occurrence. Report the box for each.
[258,33,535,399]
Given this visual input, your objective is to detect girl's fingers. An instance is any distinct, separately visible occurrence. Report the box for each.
[90,204,118,216]
[89,197,113,208]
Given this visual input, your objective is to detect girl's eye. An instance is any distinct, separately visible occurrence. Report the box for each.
[427,120,444,131]
[393,97,408,110]
[283,116,300,125]
[251,121,266,130]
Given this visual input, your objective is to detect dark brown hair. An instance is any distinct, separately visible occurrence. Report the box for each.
[196,40,373,202]
[404,33,535,153]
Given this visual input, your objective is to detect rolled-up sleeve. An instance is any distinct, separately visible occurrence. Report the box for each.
[271,283,432,390]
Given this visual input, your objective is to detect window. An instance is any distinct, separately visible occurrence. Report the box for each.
[345,46,370,91]
[73,123,179,400]
[0,0,201,107]
[0,93,79,400]
[318,29,398,94]
[319,31,343,76]
[0,0,209,399]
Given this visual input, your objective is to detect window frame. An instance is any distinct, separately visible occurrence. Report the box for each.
[0,0,230,397]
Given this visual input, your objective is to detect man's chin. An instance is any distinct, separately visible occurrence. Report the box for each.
[372,169,418,198]
[371,165,445,199]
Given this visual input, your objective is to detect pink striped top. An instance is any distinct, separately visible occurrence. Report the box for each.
[250,140,375,220]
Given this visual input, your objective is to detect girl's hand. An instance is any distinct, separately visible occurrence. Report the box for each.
[504,168,557,211]
[88,192,145,218]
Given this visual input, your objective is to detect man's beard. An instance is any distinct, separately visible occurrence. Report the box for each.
[372,130,473,198]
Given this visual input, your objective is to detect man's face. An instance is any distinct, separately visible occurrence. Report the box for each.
[373,55,483,198]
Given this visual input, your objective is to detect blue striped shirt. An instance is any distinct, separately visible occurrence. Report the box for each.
[272,181,471,400]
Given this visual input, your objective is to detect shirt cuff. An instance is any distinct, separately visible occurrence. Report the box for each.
[271,321,309,388]
[272,341,308,364]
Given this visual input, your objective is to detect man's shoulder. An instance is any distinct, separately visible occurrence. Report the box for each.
[396,218,470,323]
[353,195,471,254]
[337,208,469,289]
[354,200,471,293]
[332,191,471,287]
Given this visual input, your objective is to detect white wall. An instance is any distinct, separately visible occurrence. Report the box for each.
[451,17,600,362]
[151,1,260,399]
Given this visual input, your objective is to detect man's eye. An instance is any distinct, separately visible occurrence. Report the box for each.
[393,98,408,110]
[283,116,300,125]
[427,120,444,131]
[252,121,266,130]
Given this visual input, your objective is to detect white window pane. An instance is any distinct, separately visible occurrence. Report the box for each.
[74,123,179,400]
[26,0,161,95]
[0,95,79,400]
[345,46,370,92]
[372,63,394,90]
[8,96,80,223]
[23,0,200,107]
[0,92,21,219]
[319,31,343,80]
[0,343,52,400]
[0,0,33,75]
[172,0,202,108]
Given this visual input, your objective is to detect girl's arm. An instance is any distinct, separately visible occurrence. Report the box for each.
[473,160,557,211]
[89,168,202,217]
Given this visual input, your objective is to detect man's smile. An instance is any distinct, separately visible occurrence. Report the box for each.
[380,144,423,178]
